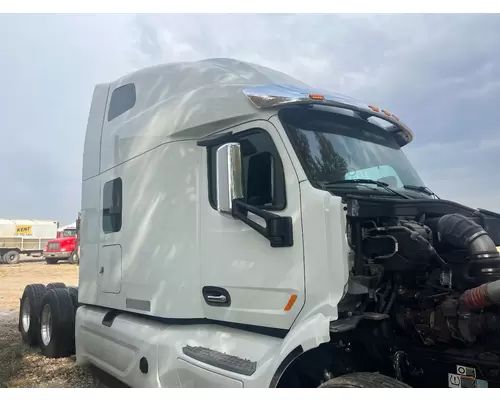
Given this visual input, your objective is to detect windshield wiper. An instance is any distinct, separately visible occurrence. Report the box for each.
[320,179,411,199]
[403,185,440,199]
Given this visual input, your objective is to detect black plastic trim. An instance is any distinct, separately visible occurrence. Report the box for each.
[182,345,257,376]
[202,286,231,307]
[197,131,234,147]
[102,309,121,327]
[269,345,304,387]
[81,303,289,339]
[478,208,500,218]
[232,199,293,248]
[139,357,149,374]
[344,194,479,218]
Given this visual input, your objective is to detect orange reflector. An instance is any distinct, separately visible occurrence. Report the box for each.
[309,94,325,101]
[284,294,298,311]
[368,105,379,112]
[392,115,400,121]
[382,109,391,116]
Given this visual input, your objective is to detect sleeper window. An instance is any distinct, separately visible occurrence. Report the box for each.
[208,130,286,210]
[108,83,136,122]
[102,178,123,233]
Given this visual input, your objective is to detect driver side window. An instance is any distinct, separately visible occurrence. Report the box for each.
[207,129,286,210]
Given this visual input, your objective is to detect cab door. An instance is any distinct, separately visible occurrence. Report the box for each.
[200,119,304,332]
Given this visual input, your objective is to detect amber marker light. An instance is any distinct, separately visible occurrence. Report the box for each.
[284,294,298,311]
[309,94,325,101]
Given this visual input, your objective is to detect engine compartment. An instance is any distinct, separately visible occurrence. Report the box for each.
[336,194,500,387]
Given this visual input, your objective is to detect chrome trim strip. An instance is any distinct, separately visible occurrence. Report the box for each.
[243,84,414,146]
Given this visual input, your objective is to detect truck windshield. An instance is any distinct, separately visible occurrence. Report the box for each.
[62,229,76,237]
[278,107,428,197]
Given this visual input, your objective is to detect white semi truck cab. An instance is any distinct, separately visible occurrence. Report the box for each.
[19,58,500,388]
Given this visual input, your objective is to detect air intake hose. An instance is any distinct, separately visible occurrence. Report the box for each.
[461,279,500,309]
[437,213,499,261]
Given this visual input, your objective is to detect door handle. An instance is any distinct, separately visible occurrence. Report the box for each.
[207,295,227,303]
[202,286,231,307]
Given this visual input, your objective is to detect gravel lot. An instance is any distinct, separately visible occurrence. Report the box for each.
[0,259,122,388]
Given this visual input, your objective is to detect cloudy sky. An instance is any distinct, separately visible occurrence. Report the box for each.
[1,13,499,223]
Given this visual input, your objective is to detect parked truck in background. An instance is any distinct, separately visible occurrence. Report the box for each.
[17,58,500,388]
[57,223,76,238]
[0,219,59,264]
[43,222,79,264]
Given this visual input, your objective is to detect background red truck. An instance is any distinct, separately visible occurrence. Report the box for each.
[43,222,79,264]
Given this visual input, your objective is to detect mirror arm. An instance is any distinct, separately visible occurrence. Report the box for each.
[232,199,293,248]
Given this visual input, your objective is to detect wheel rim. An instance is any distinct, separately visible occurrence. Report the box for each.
[40,304,52,346]
[21,299,30,332]
[7,253,15,262]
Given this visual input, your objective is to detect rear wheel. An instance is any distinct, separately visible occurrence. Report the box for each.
[4,250,20,265]
[319,372,411,388]
[45,258,58,265]
[67,286,79,309]
[39,288,76,358]
[46,282,66,290]
[19,284,47,346]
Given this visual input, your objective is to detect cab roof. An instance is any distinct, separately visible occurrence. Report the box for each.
[103,58,413,146]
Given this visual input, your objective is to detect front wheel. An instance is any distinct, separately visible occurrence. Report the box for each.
[319,372,411,388]
[69,251,79,265]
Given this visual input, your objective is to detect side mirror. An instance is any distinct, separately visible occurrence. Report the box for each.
[216,143,244,214]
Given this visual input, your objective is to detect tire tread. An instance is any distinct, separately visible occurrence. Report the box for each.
[39,288,75,358]
[320,372,410,388]
[19,283,47,345]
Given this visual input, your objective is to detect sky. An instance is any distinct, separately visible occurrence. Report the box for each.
[0,13,499,224]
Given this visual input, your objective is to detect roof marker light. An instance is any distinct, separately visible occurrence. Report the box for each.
[392,115,400,121]
[309,94,325,101]
[382,109,391,116]
[368,105,380,112]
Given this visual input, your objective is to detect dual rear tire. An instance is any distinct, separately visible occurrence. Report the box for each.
[39,288,76,357]
[19,282,78,358]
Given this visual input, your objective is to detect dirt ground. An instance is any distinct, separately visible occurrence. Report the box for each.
[0,258,79,311]
[0,259,107,388]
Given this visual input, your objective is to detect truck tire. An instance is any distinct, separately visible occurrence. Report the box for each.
[38,288,76,358]
[46,282,66,289]
[19,283,47,346]
[319,372,411,388]
[69,251,79,265]
[4,250,20,265]
[67,286,79,309]
[45,258,58,265]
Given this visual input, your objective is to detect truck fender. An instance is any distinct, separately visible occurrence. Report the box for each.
[268,313,331,387]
